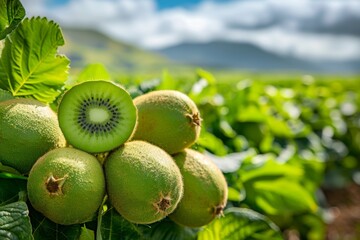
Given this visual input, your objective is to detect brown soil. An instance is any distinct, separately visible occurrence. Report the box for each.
[323,183,360,240]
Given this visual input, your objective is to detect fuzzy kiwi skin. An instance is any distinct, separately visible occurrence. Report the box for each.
[0,98,66,174]
[104,140,184,224]
[27,148,106,225]
[169,149,228,228]
[132,90,201,154]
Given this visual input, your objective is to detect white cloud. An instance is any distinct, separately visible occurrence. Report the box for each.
[22,0,360,62]
[24,0,155,26]
[119,8,224,48]
[223,27,360,61]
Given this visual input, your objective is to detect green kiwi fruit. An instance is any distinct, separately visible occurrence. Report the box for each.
[0,98,66,174]
[104,140,184,224]
[58,80,137,153]
[169,149,228,228]
[132,90,201,154]
[27,147,106,225]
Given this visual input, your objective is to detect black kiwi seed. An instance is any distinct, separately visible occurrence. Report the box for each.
[76,97,121,134]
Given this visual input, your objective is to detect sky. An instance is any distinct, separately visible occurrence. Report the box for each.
[22,0,360,62]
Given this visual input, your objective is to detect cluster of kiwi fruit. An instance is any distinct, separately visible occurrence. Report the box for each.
[0,80,228,228]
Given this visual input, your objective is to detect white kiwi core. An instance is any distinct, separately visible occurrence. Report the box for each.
[89,108,109,123]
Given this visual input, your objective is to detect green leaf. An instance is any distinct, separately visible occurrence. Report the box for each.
[0,40,4,53]
[0,17,70,103]
[99,207,142,240]
[197,130,228,156]
[0,161,20,175]
[240,160,303,183]
[240,160,318,215]
[0,0,26,40]
[0,177,27,205]
[295,213,326,240]
[204,149,257,173]
[0,172,26,180]
[139,218,198,240]
[30,206,82,240]
[189,69,218,102]
[0,88,14,101]
[266,116,294,138]
[227,186,245,202]
[0,201,33,240]
[157,69,176,90]
[236,105,266,122]
[68,63,111,86]
[79,227,95,240]
[196,68,216,85]
[246,179,318,215]
[197,208,283,240]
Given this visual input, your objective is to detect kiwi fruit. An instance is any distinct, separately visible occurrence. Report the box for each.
[58,80,137,153]
[104,140,184,224]
[169,149,228,228]
[0,98,66,174]
[27,147,106,225]
[132,90,201,154]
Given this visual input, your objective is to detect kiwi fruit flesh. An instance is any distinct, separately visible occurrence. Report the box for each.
[104,140,184,224]
[58,80,137,153]
[132,90,201,154]
[0,98,66,174]
[27,147,106,225]
[169,149,228,228]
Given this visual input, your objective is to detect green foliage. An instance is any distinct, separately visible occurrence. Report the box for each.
[240,160,318,215]
[140,218,198,240]
[67,63,111,87]
[0,173,27,205]
[0,88,14,101]
[0,0,25,40]
[98,207,142,240]
[29,206,82,240]
[0,17,70,103]
[79,227,95,240]
[197,208,282,240]
[0,201,33,240]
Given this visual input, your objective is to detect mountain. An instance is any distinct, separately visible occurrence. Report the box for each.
[157,41,360,74]
[59,28,359,74]
[60,28,170,73]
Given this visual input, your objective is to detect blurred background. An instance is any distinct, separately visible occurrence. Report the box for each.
[22,1,360,239]
[23,0,360,74]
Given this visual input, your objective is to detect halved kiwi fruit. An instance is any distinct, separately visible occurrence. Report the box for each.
[58,81,137,153]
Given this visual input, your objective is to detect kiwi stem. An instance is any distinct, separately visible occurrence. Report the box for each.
[153,192,172,215]
[213,204,225,217]
[186,112,202,126]
[93,152,109,165]
[45,175,68,194]
[158,198,171,211]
